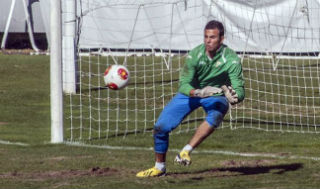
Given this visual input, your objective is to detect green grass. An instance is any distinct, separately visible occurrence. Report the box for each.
[1,53,320,188]
[0,54,51,144]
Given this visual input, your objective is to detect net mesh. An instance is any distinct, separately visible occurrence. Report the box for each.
[64,0,320,142]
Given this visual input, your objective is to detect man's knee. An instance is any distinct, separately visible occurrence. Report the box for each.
[152,104,186,153]
[153,123,172,138]
[206,112,224,128]
[153,124,171,153]
[154,116,178,134]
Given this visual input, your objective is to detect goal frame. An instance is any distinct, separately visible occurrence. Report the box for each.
[51,0,320,143]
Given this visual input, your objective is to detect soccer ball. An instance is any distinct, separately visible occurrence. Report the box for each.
[103,65,130,90]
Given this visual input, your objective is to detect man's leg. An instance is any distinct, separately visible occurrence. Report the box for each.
[136,93,200,177]
[188,121,215,148]
[155,153,166,162]
[174,121,214,165]
[175,96,229,166]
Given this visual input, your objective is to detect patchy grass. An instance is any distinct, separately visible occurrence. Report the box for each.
[0,53,320,188]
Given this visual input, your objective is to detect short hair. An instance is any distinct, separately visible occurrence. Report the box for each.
[204,20,225,37]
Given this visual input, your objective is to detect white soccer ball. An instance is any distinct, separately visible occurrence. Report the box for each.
[103,65,130,90]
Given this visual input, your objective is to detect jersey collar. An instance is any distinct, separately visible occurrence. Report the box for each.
[204,44,226,61]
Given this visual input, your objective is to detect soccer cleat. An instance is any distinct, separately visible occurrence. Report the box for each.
[174,150,191,166]
[136,167,166,178]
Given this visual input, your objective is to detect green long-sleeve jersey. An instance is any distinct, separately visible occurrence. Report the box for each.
[179,44,245,102]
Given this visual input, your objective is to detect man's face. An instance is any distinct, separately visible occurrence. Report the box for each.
[204,28,224,52]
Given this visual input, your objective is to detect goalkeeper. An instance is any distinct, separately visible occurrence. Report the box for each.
[136,20,245,177]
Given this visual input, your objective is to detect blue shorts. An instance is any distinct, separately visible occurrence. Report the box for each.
[153,93,229,153]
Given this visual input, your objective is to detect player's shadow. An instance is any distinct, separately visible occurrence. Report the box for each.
[168,163,302,177]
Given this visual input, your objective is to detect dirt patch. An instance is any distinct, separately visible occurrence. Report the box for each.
[0,167,119,181]
[89,167,119,176]
[0,122,8,126]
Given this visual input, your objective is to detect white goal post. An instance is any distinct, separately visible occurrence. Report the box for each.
[50,0,320,143]
[50,0,63,143]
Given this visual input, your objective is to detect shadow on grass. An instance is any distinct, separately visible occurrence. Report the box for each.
[168,163,303,177]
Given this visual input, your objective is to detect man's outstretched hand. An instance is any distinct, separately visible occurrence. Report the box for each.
[221,85,238,105]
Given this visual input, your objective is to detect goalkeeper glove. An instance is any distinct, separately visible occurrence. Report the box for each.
[194,86,222,98]
[221,85,238,105]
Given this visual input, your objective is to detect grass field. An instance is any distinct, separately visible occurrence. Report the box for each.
[1,53,320,188]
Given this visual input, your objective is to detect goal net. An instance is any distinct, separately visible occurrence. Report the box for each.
[63,0,320,143]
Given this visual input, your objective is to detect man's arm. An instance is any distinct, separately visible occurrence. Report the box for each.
[227,60,245,102]
[178,54,197,96]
